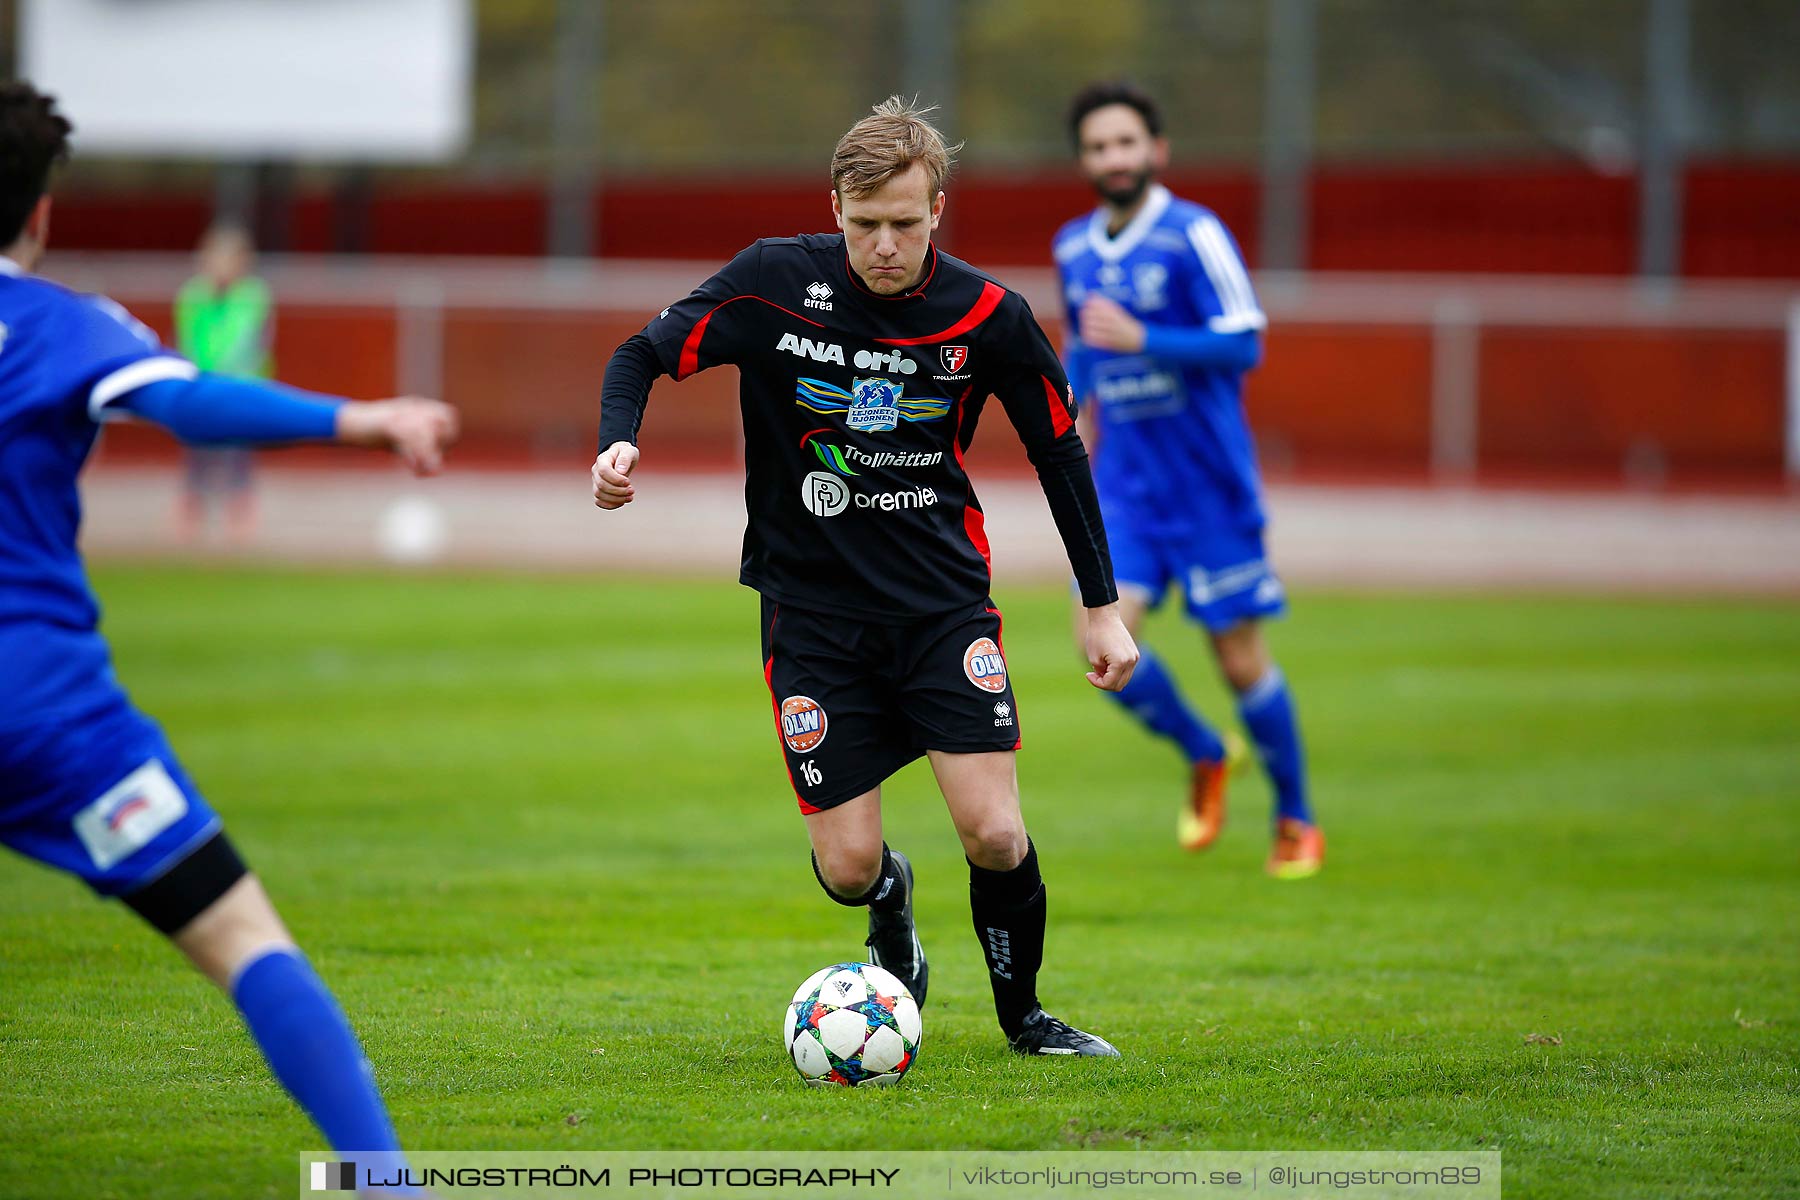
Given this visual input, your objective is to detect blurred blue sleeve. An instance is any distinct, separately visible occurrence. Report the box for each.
[110,374,344,445]
[1141,325,1262,373]
[1063,338,1096,403]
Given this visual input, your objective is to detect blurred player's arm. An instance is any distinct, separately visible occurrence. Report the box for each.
[1077,216,1265,372]
[76,294,455,475]
[1047,259,1104,457]
[109,374,458,476]
[987,293,1137,691]
[1047,260,1097,406]
[1076,294,1260,370]
[593,241,764,509]
[1056,311,1101,450]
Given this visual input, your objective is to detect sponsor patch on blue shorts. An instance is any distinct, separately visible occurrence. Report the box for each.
[0,702,220,896]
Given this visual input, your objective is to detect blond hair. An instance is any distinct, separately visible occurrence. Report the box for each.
[830,96,961,200]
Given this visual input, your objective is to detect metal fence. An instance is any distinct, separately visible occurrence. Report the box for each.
[52,252,1799,485]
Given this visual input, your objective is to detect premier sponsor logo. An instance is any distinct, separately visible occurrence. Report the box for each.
[855,485,938,512]
[801,471,850,517]
[799,470,939,517]
[964,637,1008,694]
[781,695,829,753]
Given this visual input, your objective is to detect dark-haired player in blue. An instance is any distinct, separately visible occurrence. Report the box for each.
[1,83,457,1193]
[1054,82,1323,878]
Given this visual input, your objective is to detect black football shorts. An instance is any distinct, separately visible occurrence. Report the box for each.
[759,595,1022,813]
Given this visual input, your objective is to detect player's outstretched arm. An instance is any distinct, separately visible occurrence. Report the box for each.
[110,375,459,476]
[1079,293,1260,371]
[334,395,461,476]
[592,332,665,510]
[1082,601,1139,691]
[587,244,765,510]
[591,440,640,509]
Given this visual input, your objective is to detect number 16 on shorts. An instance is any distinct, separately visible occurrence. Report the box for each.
[781,695,828,792]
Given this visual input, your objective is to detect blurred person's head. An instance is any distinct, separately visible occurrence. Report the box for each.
[1068,82,1168,212]
[830,96,959,295]
[196,223,256,289]
[0,82,73,271]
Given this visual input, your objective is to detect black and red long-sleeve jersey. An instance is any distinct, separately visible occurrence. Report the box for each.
[598,234,1116,623]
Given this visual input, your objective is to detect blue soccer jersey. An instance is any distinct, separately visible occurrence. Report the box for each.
[1,258,227,894]
[1054,186,1285,629]
[0,258,197,729]
[1053,184,1268,539]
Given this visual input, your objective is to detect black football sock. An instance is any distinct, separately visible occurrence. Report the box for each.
[968,838,1045,1039]
[812,843,907,912]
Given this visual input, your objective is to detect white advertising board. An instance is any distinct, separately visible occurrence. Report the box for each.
[20,0,472,160]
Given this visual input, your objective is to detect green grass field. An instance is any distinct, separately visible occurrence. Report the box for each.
[2,568,1796,1199]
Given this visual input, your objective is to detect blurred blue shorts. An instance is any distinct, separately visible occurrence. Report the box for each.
[0,701,221,897]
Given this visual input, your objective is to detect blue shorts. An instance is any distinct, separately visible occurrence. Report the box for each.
[1106,515,1287,632]
[0,702,221,897]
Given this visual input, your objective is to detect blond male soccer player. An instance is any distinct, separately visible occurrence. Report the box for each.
[593,98,1137,1058]
[1054,82,1323,878]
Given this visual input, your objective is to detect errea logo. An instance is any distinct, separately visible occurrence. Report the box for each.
[805,281,834,311]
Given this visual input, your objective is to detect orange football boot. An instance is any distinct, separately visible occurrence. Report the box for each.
[1178,757,1229,851]
[1266,818,1325,879]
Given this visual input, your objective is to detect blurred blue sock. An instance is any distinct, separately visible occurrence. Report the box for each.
[1105,646,1225,764]
[233,948,417,1193]
[1236,666,1312,824]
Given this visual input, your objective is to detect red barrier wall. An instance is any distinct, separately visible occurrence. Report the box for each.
[1308,166,1638,276]
[1478,327,1785,476]
[51,162,1800,279]
[1248,326,1436,474]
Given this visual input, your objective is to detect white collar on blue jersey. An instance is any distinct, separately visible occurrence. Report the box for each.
[0,255,23,276]
[1087,184,1172,264]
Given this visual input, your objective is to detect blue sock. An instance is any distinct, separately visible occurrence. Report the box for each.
[233,948,415,1192]
[1236,666,1312,824]
[1106,646,1226,764]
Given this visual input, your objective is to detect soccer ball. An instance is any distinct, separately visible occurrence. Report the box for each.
[784,962,921,1087]
[375,496,448,564]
